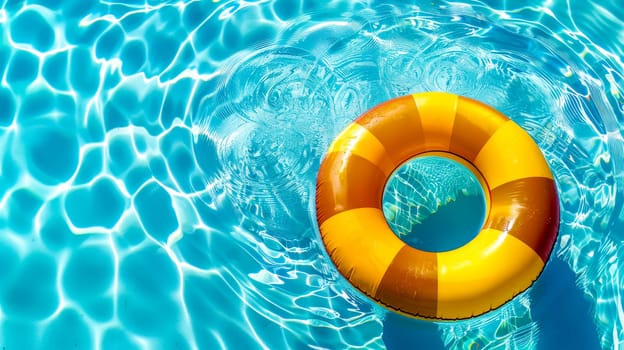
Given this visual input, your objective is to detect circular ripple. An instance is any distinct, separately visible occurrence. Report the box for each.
[193,47,338,234]
[424,48,483,93]
[214,122,315,233]
[377,28,434,97]
[219,46,336,127]
[222,126,312,186]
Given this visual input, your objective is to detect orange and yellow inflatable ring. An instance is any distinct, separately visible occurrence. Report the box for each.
[316,92,559,320]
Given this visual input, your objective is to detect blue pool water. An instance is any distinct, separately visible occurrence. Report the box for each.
[382,156,487,252]
[0,0,623,349]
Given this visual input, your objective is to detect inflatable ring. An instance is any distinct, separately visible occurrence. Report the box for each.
[316,92,559,320]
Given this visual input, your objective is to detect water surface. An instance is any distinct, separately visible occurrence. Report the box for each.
[0,0,622,349]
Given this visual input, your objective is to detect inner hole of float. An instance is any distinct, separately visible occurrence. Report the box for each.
[382,155,487,252]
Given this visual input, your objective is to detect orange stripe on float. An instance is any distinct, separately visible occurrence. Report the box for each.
[449,96,509,162]
[375,246,438,318]
[356,95,425,166]
[412,92,458,151]
[486,177,559,262]
[316,152,386,225]
[320,208,406,297]
[326,123,396,177]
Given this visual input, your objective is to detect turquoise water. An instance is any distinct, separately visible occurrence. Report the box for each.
[0,0,623,349]
[382,156,487,252]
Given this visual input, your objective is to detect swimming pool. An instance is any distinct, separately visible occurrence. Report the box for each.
[0,0,622,349]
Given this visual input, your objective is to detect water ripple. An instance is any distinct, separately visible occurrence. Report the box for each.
[184,4,624,347]
[1,0,624,349]
[193,46,337,237]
